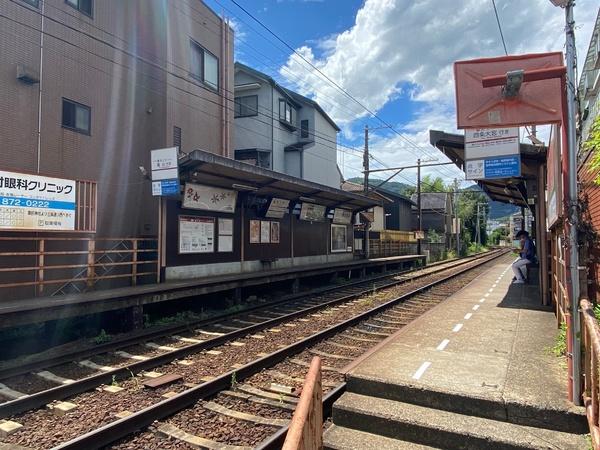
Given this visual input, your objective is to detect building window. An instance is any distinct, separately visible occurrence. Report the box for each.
[190,40,219,90]
[173,126,182,150]
[62,98,91,135]
[20,0,39,7]
[234,96,258,118]
[301,119,309,138]
[65,0,93,17]
[279,99,293,125]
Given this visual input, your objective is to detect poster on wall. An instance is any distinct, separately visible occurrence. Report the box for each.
[300,203,326,221]
[178,216,215,254]
[250,220,261,243]
[265,198,290,218]
[270,221,280,243]
[260,220,271,243]
[182,183,237,212]
[0,170,76,231]
[333,208,352,224]
[218,235,233,252]
[331,224,348,253]
[218,218,233,252]
[546,124,561,228]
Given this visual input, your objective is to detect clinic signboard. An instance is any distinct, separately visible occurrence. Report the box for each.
[464,127,521,180]
[0,170,76,231]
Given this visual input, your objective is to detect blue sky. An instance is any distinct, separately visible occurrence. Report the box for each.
[205,0,599,186]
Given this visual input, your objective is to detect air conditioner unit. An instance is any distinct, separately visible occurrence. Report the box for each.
[16,64,39,84]
[589,70,600,98]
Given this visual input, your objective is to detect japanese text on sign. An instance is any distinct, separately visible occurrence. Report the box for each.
[0,170,76,231]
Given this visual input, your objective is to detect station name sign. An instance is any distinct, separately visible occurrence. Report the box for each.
[464,127,521,180]
[151,147,180,196]
[182,183,237,213]
[0,170,76,231]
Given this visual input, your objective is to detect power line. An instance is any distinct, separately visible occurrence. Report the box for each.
[491,0,509,55]
[226,0,445,163]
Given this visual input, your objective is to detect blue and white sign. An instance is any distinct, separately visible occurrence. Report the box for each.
[152,179,180,197]
[0,170,76,231]
[464,127,520,180]
[484,155,521,179]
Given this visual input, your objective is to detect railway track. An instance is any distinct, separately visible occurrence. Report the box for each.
[0,250,507,449]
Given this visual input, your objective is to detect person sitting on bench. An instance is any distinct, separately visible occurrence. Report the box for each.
[512,230,535,284]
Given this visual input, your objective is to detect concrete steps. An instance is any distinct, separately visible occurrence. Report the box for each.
[325,392,587,450]
[324,425,440,450]
[345,374,588,434]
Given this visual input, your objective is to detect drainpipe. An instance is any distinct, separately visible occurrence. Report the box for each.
[36,0,45,173]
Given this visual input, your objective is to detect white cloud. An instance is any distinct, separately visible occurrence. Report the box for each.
[281,0,598,183]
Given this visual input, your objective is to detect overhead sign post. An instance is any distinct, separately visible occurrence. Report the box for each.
[0,170,76,231]
[464,127,520,180]
[151,147,179,196]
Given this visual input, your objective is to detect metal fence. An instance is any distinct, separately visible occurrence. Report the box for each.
[580,298,600,449]
[0,236,158,300]
[283,356,323,450]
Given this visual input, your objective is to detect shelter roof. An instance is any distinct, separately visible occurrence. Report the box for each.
[180,150,379,212]
[429,130,546,208]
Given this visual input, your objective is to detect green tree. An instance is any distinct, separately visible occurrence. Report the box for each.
[585,116,600,184]
[490,226,509,245]
[456,190,489,248]
[404,175,446,196]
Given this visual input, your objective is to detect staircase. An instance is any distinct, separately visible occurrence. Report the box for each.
[323,379,588,450]
[52,240,134,296]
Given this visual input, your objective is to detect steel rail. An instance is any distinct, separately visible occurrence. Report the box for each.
[0,252,482,380]
[50,250,507,450]
[0,251,499,418]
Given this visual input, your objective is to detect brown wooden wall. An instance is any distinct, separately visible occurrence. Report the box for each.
[578,151,600,302]
[164,196,354,268]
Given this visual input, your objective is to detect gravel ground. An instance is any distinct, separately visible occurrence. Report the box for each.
[109,430,197,450]
[2,372,59,394]
[46,362,98,379]
[169,403,279,447]
[212,393,292,420]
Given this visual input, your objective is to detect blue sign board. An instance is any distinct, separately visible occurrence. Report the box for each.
[152,179,180,196]
[484,155,521,179]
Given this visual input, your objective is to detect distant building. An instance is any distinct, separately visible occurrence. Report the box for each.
[378,189,415,232]
[578,9,600,151]
[233,62,342,188]
[410,193,453,243]
[0,0,234,237]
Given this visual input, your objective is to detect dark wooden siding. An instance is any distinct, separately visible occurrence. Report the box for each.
[579,152,600,302]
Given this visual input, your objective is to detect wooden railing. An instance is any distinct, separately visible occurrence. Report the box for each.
[0,236,158,299]
[283,356,323,450]
[580,297,600,449]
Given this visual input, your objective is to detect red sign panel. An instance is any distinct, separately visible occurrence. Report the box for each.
[454,52,564,129]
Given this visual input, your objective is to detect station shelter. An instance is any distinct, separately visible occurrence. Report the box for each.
[157,149,381,281]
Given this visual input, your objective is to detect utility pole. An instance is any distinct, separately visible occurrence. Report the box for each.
[417,158,422,255]
[564,0,581,404]
[476,203,480,246]
[454,179,460,255]
[363,124,370,259]
[363,125,369,194]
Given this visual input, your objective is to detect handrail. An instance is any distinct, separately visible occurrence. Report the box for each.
[579,297,600,450]
[0,236,158,298]
[283,356,323,450]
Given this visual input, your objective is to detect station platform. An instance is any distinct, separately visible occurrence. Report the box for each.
[324,257,588,449]
[0,254,425,329]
